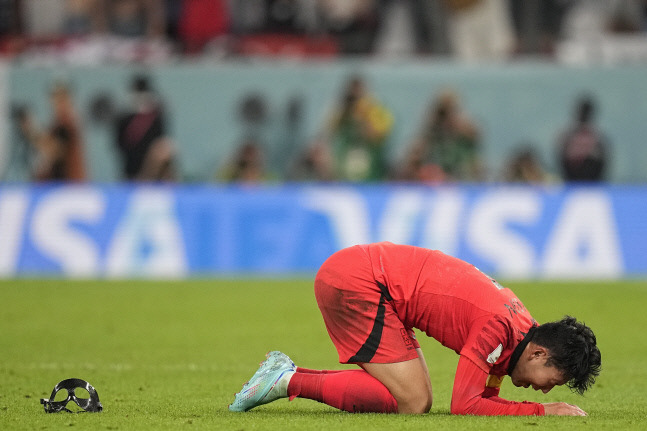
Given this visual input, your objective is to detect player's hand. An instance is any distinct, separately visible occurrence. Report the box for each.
[542,402,587,416]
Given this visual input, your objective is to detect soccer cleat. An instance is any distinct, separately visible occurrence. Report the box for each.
[228,351,296,412]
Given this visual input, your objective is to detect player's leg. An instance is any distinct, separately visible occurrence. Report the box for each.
[287,366,398,413]
[359,347,433,414]
[231,245,427,414]
[311,245,429,414]
[230,350,399,413]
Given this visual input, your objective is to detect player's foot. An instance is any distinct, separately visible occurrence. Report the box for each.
[228,351,296,412]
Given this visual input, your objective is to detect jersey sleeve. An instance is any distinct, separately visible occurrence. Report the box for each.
[460,316,511,373]
[451,355,545,416]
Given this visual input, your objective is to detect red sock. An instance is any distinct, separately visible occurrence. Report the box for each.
[287,369,398,413]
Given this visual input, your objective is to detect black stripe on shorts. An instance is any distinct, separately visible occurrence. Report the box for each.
[348,281,391,363]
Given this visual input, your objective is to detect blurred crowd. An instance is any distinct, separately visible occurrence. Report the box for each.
[280,75,609,185]
[8,72,611,185]
[1,0,633,185]
[0,0,646,63]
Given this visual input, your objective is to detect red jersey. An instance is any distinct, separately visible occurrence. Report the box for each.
[362,242,543,415]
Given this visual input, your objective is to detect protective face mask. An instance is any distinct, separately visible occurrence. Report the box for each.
[40,378,103,413]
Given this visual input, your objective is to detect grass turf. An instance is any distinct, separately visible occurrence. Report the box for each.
[1,278,646,430]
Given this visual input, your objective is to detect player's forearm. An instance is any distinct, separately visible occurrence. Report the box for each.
[452,355,545,415]
[482,387,528,405]
[451,395,545,416]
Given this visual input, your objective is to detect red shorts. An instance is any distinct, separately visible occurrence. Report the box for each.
[314,245,420,364]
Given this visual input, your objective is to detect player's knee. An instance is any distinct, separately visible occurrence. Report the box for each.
[402,397,432,414]
[420,388,433,413]
[397,388,433,414]
[414,396,432,414]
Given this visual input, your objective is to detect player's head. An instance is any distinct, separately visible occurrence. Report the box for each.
[533,316,601,394]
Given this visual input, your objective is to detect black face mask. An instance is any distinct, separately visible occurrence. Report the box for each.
[40,378,103,413]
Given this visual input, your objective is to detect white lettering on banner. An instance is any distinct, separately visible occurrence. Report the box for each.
[303,188,370,247]
[303,188,466,252]
[421,189,464,255]
[0,189,29,275]
[105,189,187,277]
[31,188,103,277]
[466,190,540,277]
[378,190,423,244]
[542,191,622,278]
[297,187,626,278]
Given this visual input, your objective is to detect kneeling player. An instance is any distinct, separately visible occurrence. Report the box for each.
[229,242,601,416]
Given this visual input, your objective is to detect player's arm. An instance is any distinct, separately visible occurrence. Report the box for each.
[451,356,587,416]
[451,355,544,416]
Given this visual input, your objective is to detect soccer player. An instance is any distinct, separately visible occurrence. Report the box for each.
[229,242,601,416]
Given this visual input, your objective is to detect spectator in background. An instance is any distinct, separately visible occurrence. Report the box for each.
[509,0,570,56]
[441,0,515,62]
[287,137,335,182]
[229,0,310,35]
[217,91,274,183]
[228,0,268,35]
[20,0,103,40]
[321,75,393,182]
[503,144,554,184]
[0,0,25,56]
[20,0,66,40]
[4,105,34,181]
[15,0,170,63]
[163,0,182,42]
[17,82,87,182]
[177,0,230,55]
[403,89,483,183]
[114,74,177,181]
[556,95,610,182]
[561,0,647,41]
[606,0,647,33]
[61,0,104,37]
[218,137,268,183]
[317,0,382,54]
[106,0,165,39]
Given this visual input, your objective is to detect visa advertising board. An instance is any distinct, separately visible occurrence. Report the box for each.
[0,184,644,279]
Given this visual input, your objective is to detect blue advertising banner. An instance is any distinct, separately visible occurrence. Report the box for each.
[0,184,645,279]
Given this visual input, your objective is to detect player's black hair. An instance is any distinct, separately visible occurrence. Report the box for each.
[533,316,601,395]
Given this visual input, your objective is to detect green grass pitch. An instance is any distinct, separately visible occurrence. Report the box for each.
[1,278,646,430]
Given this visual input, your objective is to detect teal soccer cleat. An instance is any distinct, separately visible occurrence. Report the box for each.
[229,351,296,412]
